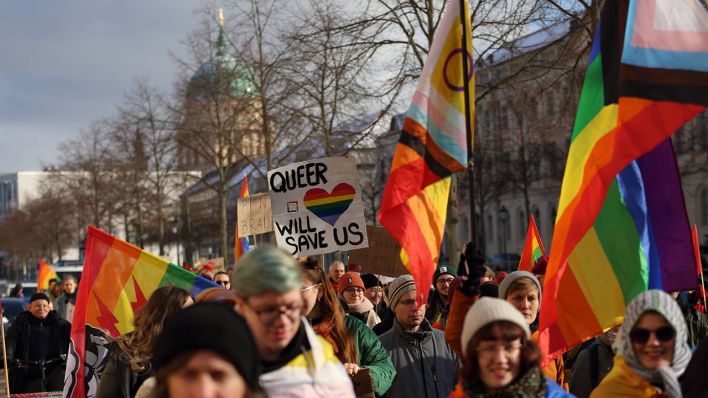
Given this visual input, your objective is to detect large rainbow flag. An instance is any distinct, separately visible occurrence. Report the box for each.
[538,0,707,361]
[235,175,250,260]
[37,259,59,290]
[379,0,473,304]
[517,215,546,272]
[63,226,216,398]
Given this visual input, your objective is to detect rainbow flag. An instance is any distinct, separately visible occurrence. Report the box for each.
[64,226,216,398]
[538,0,707,361]
[379,0,473,304]
[37,259,59,290]
[235,175,250,259]
[517,215,545,272]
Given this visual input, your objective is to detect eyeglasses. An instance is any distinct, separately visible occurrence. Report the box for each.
[437,278,455,285]
[367,287,383,294]
[215,280,230,286]
[344,287,364,295]
[476,342,522,359]
[301,283,320,293]
[629,326,675,344]
[244,301,303,326]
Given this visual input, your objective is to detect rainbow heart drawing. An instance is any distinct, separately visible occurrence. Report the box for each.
[303,183,356,226]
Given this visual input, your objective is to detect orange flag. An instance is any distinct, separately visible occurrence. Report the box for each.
[37,259,59,290]
[517,215,546,272]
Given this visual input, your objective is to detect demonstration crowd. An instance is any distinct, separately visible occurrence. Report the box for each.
[4,244,708,397]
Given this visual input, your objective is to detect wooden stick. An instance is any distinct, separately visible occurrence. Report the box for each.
[1,317,10,397]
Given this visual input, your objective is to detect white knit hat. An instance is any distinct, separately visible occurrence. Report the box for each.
[388,274,416,310]
[461,297,531,355]
[498,271,542,305]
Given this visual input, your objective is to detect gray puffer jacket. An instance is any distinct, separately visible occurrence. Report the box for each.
[379,318,456,398]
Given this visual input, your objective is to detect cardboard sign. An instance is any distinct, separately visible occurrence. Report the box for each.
[236,192,273,236]
[348,226,408,278]
[350,368,375,398]
[267,157,368,257]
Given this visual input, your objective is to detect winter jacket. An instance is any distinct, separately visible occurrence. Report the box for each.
[54,292,77,321]
[448,377,574,398]
[6,310,71,392]
[589,355,662,398]
[259,319,356,398]
[569,338,614,398]
[95,347,153,398]
[445,289,479,357]
[344,315,396,396]
[379,318,457,398]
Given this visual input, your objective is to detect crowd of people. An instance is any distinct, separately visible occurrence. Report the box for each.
[4,243,708,397]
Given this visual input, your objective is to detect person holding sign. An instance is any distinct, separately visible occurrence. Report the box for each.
[338,272,381,329]
[232,246,355,398]
[299,257,396,396]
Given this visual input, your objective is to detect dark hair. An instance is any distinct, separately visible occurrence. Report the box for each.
[461,321,541,390]
[299,256,357,364]
[214,271,229,278]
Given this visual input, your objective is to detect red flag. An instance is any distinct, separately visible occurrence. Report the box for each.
[517,215,546,272]
[693,225,702,277]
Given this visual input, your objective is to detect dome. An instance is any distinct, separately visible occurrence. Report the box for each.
[188,26,258,100]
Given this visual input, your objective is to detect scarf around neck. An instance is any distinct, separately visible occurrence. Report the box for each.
[614,290,691,398]
[463,366,547,398]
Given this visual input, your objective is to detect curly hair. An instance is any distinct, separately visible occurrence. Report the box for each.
[116,286,191,373]
[300,256,358,364]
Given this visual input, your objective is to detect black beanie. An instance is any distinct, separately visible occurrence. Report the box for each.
[30,293,50,303]
[360,273,382,289]
[152,303,261,390]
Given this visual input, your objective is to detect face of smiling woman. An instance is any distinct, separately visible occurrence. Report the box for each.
[630,311,675,370]
[476,335,522,390]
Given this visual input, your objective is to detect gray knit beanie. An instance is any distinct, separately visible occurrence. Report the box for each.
[388,275,416,310]
[461,297,530,355]
[498,271,542,305]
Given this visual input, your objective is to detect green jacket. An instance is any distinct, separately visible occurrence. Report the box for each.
[345,315,396,396]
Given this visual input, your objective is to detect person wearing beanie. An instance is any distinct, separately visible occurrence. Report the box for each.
[591,290,692,398]
[338,272,381,329]
[426,265,457,330]
[6,291,71,392]
[361,273,389,322]
[147,303,262,398]
[379,275,457,398]
[449,297,572,397]
[498,270,568,390]
[232,246,355,398]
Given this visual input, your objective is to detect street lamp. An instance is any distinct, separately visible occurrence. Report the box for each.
[499,206,509,255]
[172,216,181,266]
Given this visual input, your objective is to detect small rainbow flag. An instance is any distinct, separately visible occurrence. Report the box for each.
[37,259,59,290]
[64,226,216,398]
[517,215,546,272]
[235,175,250,260]
[379,0,473,305]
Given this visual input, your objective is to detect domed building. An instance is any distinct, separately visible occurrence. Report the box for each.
[176,9,265,172]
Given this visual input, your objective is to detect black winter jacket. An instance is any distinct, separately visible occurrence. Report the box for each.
[6,310,71,391]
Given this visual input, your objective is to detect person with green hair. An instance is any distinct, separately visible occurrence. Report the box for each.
[232,245,355,398]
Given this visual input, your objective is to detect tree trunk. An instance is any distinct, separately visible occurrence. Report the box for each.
[218,188,229,264]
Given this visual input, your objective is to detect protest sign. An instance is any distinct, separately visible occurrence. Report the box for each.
[348,226,408,277]
[350,368,375,398]
[267,157,368,257]
[236,192,273,236]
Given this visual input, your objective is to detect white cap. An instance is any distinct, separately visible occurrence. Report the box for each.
[461,297,531,355]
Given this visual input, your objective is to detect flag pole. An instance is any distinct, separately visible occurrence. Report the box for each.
[458,0,477,248]
[1,319,10,397]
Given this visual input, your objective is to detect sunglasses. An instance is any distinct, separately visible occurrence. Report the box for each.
[215,280,230,286]
[629,326,675,344]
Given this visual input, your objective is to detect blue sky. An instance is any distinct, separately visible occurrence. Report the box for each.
[0,0,201,173]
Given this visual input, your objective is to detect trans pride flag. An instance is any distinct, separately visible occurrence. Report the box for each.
[379,0,473,304]
[64,226,216,397]
[517,215,545,272]
[538,0,707,361]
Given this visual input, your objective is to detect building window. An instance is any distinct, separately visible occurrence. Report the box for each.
[518,208,526,239]
[534,208,542,236]
[701,189,708,226]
